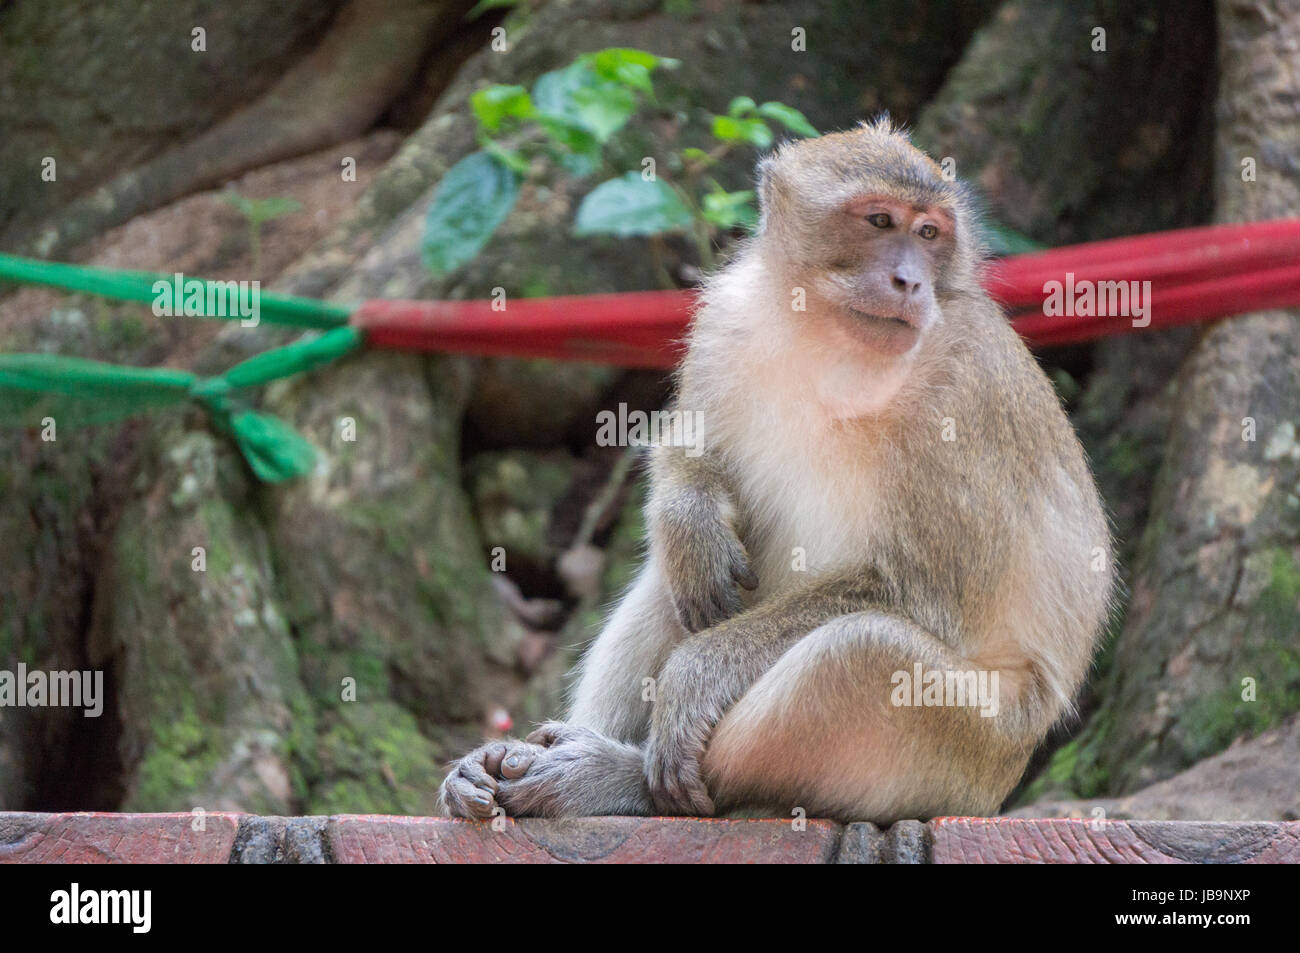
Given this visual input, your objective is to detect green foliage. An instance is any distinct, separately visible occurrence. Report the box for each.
[754,100,820,138]
[470,84,534,132]
[422,152,522,276]
[581,48,668,94]
[221,190,301,275]
[701,187,758,230]
[221,192,302,227]
[711,97,820,148]
[575,173,693,237]
[711,114,774,149]
[421,47,819,278]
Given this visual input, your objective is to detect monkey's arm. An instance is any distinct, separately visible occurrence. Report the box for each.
[648,440,758,633]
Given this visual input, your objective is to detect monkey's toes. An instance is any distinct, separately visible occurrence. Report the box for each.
[439,743,509,818]
[484,739,548,781]
[440,772,497,819]
[499,749,535,780]
[524,721,570,747]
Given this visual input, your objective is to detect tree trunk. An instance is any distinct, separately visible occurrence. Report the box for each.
[1078,0,1300,794]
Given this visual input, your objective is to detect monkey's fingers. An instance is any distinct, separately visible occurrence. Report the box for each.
[730,549,759,591]
[674,773,715,816]
[650,780,714,817]
[648,757,715,817]
[673,581,745,633]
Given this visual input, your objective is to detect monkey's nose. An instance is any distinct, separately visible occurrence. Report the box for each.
[892,272,923,296]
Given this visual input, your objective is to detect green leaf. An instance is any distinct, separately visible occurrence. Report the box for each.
[572,83,638,142]
[531,61,594,119]
[222,193,301,225]
[727,96,757,118]
[471,84,535,132]
[710,116,743,141]
[481,138,530,176]
[536,115,600,153]
[756,101,819,138]
[581,48,679,93]
[574,172,693,237]
[535,115,602,177]
[702,188,757,230]
[711,115,774,149]
[586,48,663,72]
[422,152,521,276]
[532,60,639,142]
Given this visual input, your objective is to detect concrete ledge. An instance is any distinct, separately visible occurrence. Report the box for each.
[327,816,843,864]
[0,812,241,864]
[930,817,1300,864]
[1,813,1296,863]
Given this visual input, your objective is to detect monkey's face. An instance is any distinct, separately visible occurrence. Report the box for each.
[810,193,951,357]
[756,120,971,361]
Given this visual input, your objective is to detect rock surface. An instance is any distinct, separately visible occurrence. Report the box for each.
[1010,714,1300,822]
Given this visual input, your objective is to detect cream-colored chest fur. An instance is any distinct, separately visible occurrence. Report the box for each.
[703,348,899,599]
[684,258,924,599]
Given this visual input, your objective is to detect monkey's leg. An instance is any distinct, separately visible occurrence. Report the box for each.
[699,611,1037,823]
[565,558,686,743]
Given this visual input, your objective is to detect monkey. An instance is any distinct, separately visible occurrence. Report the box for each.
[439,118,1114,824]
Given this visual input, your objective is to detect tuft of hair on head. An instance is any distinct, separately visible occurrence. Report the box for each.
[857,112,900,138]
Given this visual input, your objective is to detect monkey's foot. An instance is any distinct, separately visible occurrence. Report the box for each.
[645,735,716,817]
[438,740,514,819]
[439,722,654,819]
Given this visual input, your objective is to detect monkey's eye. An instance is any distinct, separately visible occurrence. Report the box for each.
[865,213,892,228]
[919,223,939,240]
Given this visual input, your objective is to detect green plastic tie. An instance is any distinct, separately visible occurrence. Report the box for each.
[0,252,353,329]
[0,327,365,482]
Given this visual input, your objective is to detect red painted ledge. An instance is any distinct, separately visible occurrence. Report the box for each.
[0,813,1296,864]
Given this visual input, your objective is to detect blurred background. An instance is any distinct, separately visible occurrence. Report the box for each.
[0,0,1296,821]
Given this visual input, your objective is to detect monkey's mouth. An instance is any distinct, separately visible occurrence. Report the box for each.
[846,307,915,330]
[841,307,922,355]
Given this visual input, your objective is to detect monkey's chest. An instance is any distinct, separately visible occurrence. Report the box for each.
[732,439,886,595]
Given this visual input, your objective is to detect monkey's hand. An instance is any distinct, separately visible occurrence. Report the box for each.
[644,654,721,816]
[655,496,758,634]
